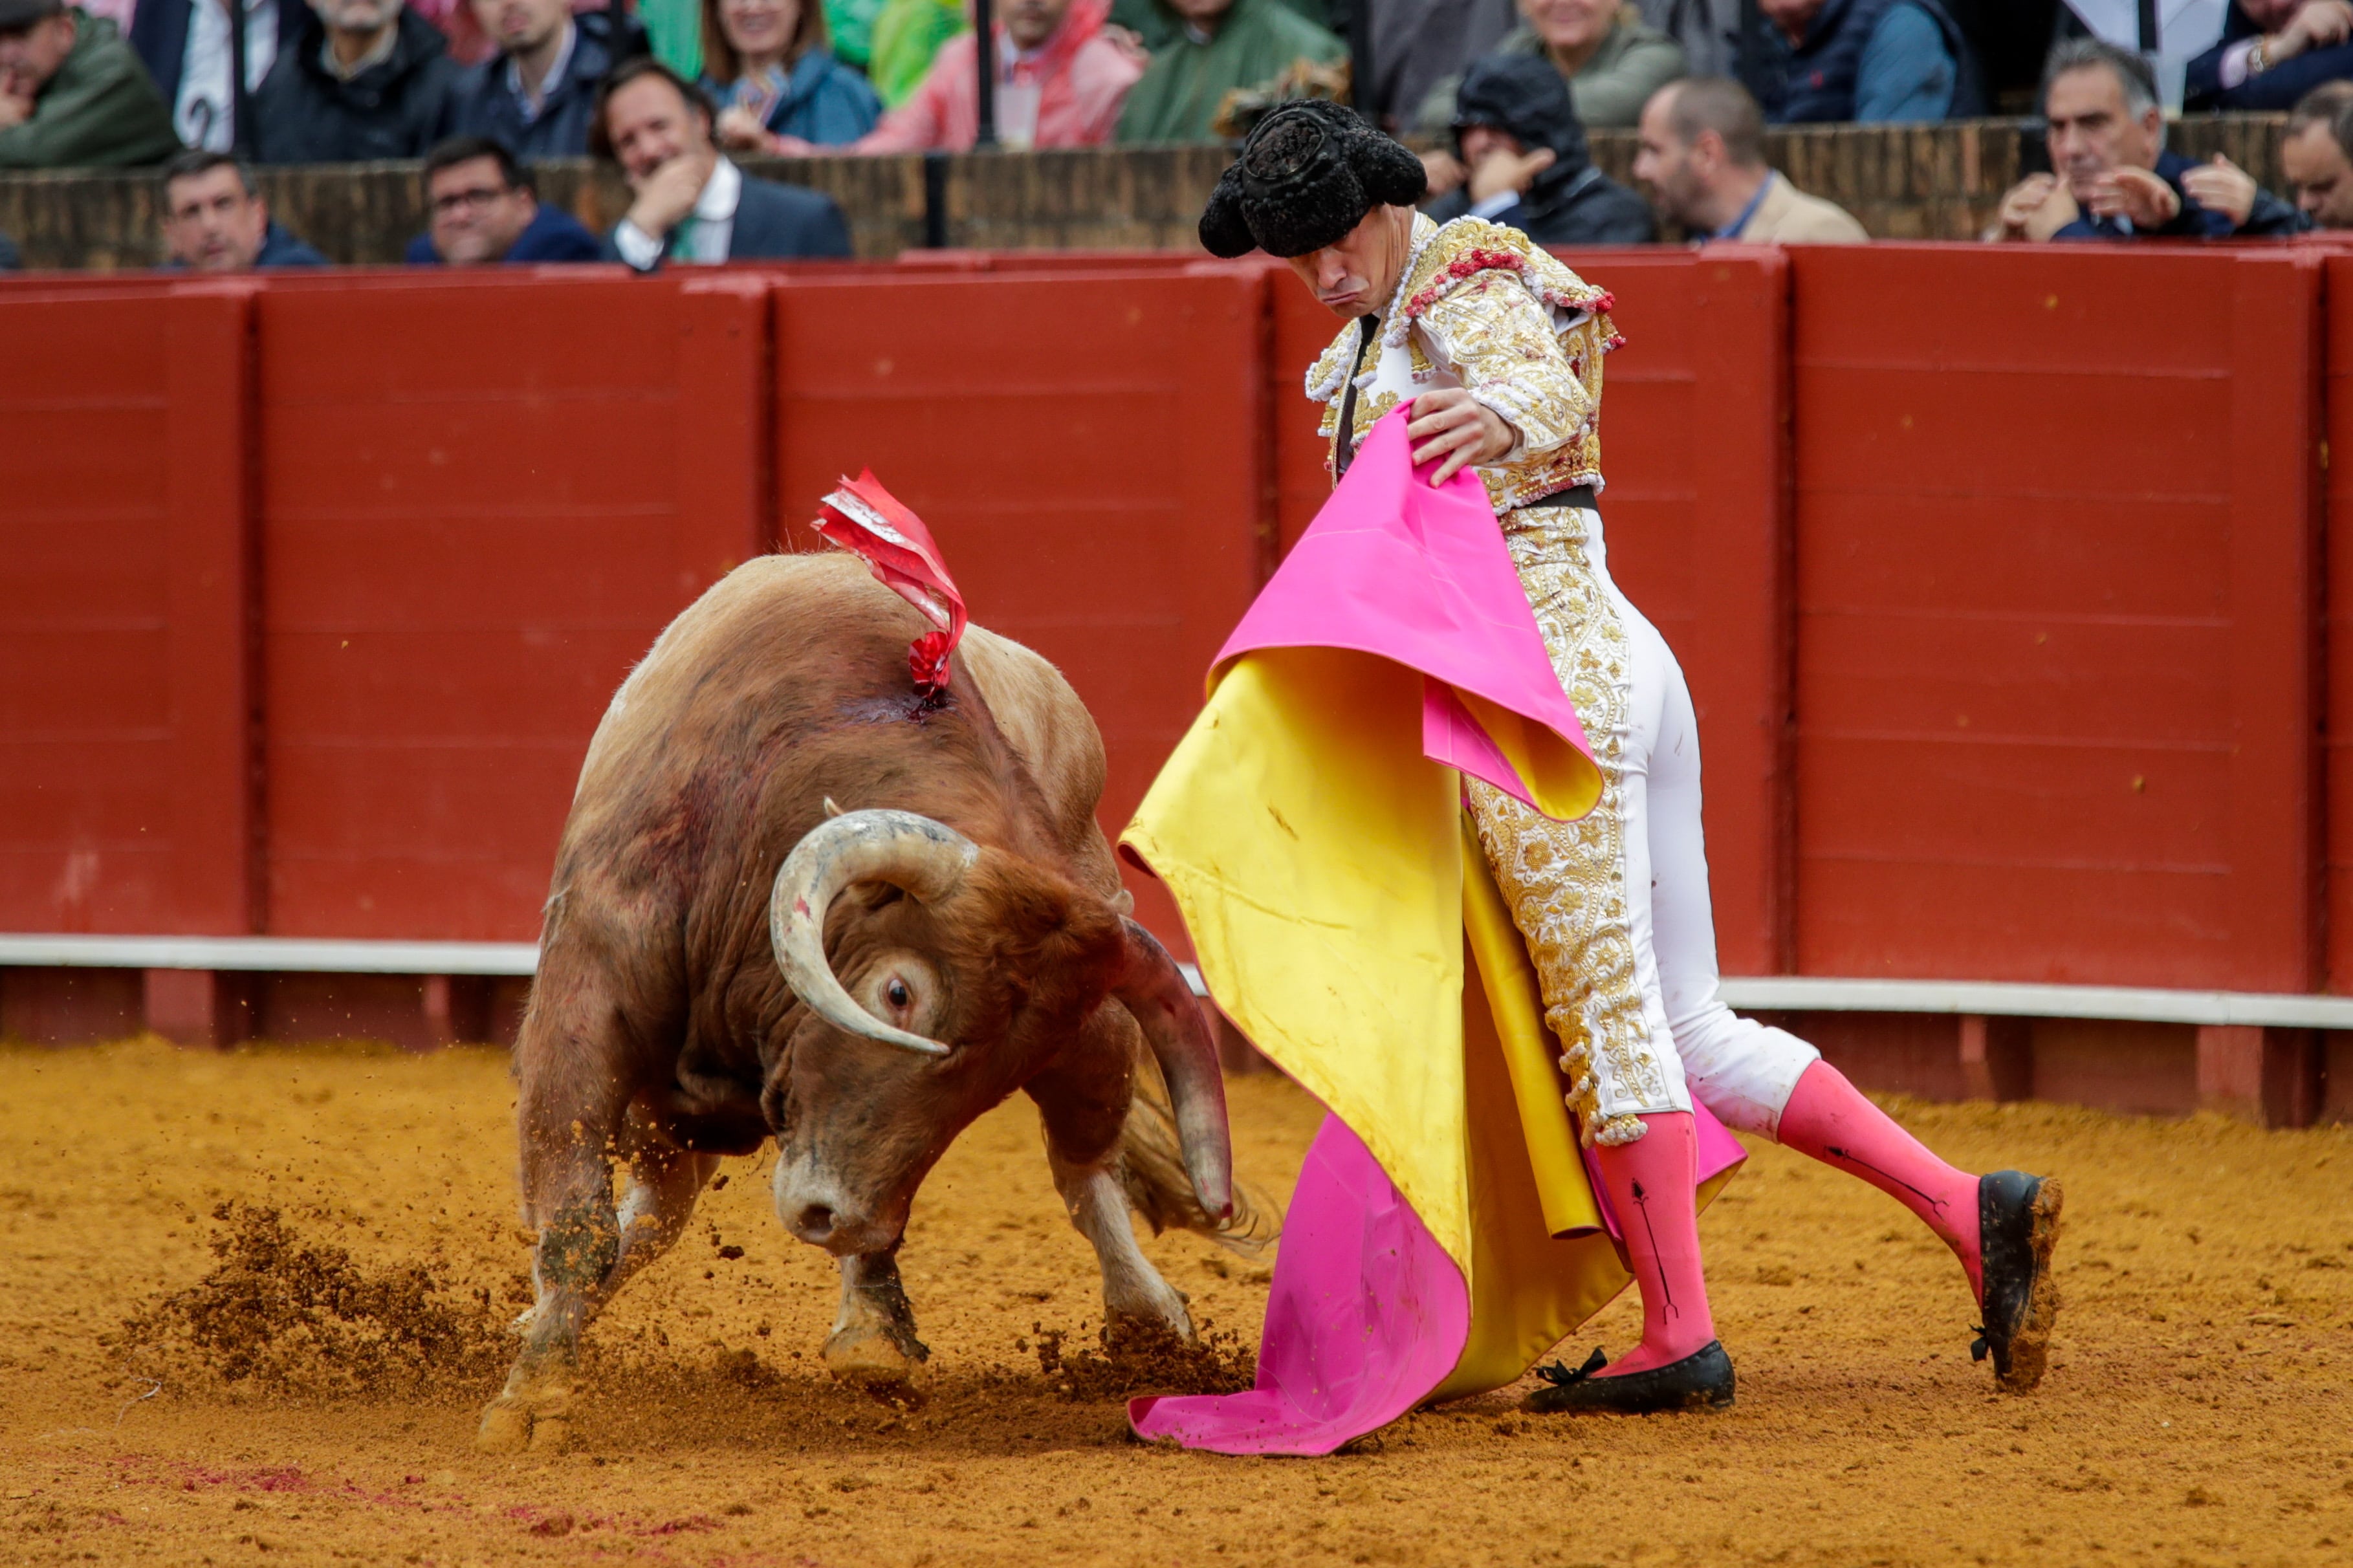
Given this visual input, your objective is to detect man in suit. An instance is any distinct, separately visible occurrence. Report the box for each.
[129,0,300,150]
[589,56,851,270]
[1632,75,1868,241]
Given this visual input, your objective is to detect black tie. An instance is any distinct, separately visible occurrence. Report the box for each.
[1331,313,1378,479]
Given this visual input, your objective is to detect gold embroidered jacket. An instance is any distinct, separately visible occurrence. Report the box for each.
[1305,214,1621,514]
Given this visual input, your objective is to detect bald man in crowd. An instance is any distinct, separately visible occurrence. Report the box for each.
[1633,75,1867,241]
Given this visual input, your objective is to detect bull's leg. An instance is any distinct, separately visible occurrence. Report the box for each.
[479,1140,714,1453]
[1048,1148,1196,1340]
[1029,1038,1195,1342]
[477,952,690,1456]
[822,1247,930,1400]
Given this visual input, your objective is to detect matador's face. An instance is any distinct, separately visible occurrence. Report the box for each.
[1284,204,1416,320]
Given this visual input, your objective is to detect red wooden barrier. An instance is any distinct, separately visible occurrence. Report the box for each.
[770,267,1271,950]
[254,273,771,939]
[1,246,2346,1071]
[1789,245,2320,992]
[0,281,256,935]
[2324,254,2353,993]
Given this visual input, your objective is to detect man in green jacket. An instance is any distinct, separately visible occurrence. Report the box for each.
[1115,0,1342,144]
[0,0,177,168]
[1416,0,1685,133]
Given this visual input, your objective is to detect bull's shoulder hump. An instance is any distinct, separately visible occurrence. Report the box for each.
[959,626,1106,805]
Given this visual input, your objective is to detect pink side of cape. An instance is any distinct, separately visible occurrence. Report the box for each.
[1132,411,1740,1456]
[1129,1111,1746,1456]
[1211,408,1592,814]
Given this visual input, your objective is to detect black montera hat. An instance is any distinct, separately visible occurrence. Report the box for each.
[0,0,64,28]
[1198,101,1428,259]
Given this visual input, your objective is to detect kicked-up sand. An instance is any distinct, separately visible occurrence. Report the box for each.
[1,1036,2348,1567]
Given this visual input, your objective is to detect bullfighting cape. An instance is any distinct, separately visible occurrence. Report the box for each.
[1120,409,1744,1455]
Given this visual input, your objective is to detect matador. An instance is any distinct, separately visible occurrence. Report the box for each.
[1123,103,2063,1448]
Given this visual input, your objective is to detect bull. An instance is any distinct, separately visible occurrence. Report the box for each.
[476,552,1258,1454]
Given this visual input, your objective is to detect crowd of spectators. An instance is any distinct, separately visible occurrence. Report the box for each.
[6,0,2353,270]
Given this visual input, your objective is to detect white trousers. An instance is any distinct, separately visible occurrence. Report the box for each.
[1468,505,1819,1145]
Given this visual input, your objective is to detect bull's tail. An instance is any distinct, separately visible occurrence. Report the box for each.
[1116,1060,1278,1256]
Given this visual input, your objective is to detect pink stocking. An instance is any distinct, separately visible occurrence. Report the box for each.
[1589,1111,1717,1377]
[1775,1060,1984,1299]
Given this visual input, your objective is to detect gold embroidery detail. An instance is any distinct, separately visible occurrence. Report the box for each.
[1467,507,1669,1147]
[1304,215,1619,510]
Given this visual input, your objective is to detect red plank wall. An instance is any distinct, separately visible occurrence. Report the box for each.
[0,283,257,936]
[2324,254,2353,992]
[1788,245,2320,994]
[254,274,770,939]
[770,267,1269,950]
[0,251,2342,1078]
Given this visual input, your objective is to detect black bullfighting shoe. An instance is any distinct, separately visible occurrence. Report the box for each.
[1520,1342,1735,1415]
[1972,1170,2064,1393]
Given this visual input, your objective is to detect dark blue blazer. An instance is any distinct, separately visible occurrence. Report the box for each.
[403,202,604,264]
[256,221,327,266]
[2185,3,2353,112]
[2050,149,2307,240]
[601,171,853,269]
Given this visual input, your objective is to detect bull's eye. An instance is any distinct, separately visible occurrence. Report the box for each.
[886,977,912,1010]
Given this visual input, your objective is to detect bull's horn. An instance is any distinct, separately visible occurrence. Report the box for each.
[769,809,978,1058]
[1112,919,1234,1219]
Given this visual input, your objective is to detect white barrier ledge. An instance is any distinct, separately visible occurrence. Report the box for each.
[4,935,2350,1030]
[1716,975,2353,1031]
[0,934,540,977]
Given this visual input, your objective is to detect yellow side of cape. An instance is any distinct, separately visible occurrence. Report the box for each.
[1123,647,1740,1400]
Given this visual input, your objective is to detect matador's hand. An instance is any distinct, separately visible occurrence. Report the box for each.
[1406,387,1515,486]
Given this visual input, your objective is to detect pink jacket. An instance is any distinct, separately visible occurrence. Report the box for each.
[853,0,1142,153]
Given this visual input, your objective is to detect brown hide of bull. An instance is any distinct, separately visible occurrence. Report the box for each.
[518,554,1133,1263]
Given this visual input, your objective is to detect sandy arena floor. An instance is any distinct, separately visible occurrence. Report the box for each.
[1,1037,2348,1567]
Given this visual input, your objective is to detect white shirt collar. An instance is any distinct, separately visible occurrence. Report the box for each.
[697,155,744,224]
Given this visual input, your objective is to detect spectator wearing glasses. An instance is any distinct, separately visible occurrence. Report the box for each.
[700,0,878,154]
[404,133,599,262]
[449,0,640,160]
[0,0,178,167]
[159,147,329,268]
[592,55,852,268]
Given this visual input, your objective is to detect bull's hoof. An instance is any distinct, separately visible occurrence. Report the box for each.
[822,1327,928,1407]
[476,1399,536,1454]
[475,1381,575,1455]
